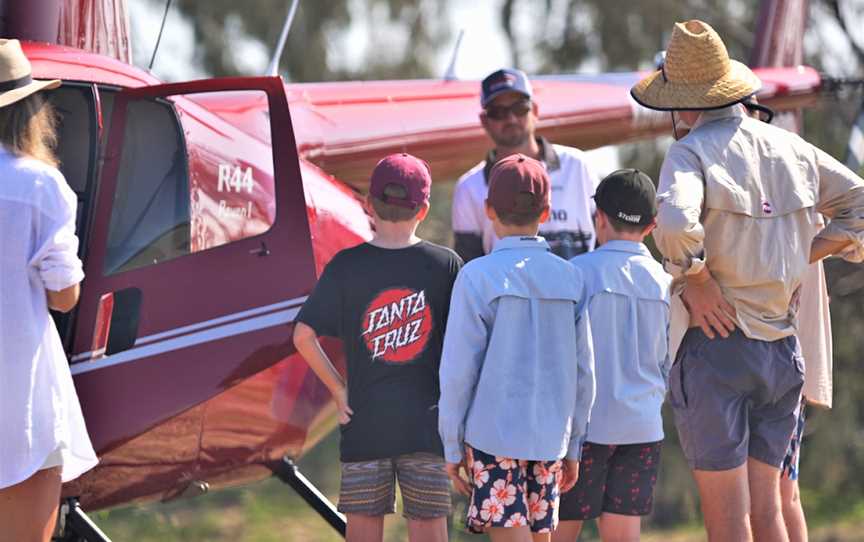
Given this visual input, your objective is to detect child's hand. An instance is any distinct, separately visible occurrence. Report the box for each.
[446,461,472,496]
[560,459,580,493]
[333,388,353,425]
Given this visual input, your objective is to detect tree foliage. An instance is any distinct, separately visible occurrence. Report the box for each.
[172,0,449,81]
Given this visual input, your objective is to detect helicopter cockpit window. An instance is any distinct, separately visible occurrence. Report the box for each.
[104,98,190,275]
[49,84,98,252]
[48,84,100,351]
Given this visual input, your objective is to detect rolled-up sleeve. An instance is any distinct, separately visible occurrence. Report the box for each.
[30,173,84,292]
[438,272,489,464]
[567,293,596,460]
[813,146,864,263]
[654,144,707,277]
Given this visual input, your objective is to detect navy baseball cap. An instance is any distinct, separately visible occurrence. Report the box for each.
[594,169,657,226]
[481,68,533,108]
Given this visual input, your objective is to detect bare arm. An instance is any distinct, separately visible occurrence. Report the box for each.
[46,283,80,313]
[292,321,352,424]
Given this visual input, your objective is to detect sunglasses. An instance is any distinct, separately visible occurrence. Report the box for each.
[484,99,532,120]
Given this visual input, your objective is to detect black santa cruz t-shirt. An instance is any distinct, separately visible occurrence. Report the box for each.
[296,241,463,462]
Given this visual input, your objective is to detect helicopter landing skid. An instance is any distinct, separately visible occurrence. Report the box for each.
[270,456,347,537]
[54,498,113,542]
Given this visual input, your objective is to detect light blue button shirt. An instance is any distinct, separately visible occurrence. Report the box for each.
[438,236,596,463]
[570,240,672,445]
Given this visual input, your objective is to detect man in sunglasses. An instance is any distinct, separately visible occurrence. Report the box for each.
[452,68,600,262]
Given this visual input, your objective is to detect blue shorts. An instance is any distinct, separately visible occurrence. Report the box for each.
[669,328,804,471]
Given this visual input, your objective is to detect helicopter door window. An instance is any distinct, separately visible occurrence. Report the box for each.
[180,90,277,253]
[104,97,191,275]
[101,90,276,276]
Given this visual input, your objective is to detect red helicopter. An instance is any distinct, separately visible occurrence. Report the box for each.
[1,0,824,540]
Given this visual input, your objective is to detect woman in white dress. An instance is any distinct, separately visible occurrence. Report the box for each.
[0,39,98,541]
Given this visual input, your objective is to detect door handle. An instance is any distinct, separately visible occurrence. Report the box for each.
[91,288,142,358]
[249,241,271,257]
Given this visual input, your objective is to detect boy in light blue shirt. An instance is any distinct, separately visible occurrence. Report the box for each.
[439,154,595,540]
[554,169,672,542]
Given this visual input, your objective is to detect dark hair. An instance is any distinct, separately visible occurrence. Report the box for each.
[494,194,547,226]
[370,183,422,222]
[0,93,58,167]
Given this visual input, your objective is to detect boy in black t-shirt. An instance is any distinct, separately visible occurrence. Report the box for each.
[293,153,462,542]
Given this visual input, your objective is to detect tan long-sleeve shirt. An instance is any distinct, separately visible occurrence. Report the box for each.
[656,105,864,342]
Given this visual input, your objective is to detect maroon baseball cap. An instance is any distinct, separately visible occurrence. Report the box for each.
[369,153,432,209]
[487,154,550,216]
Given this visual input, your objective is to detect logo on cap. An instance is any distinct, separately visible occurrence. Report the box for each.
[617,212,642,223]
[489,73,517,92]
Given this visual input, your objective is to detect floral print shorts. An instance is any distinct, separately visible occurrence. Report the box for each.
[465,446,562,534]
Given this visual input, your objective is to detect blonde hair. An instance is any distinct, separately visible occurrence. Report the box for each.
[0,93,58,167]
[370,184,422,222]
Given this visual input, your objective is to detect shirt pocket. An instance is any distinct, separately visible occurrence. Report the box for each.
[667,349,688,409]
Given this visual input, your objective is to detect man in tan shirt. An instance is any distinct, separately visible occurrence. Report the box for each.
[632,20,864,542]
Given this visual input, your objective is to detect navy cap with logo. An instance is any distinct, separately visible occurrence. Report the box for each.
[594,169,657,227]
[481,68,533,108]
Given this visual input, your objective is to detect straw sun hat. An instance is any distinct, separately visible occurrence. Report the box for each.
[0,39,60,109]
[631,20,761,111]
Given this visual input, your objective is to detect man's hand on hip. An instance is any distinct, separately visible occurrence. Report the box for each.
[682,268,736,339]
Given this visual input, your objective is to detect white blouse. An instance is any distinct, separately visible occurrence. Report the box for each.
[0,146,98,489]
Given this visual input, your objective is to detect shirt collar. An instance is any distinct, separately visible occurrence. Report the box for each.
[595,239,652,257]
[693,104,747,129]
[492,235,551,253]
[483,137,560,184]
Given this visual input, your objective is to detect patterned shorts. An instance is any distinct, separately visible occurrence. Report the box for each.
[781,403,806,481]
[338,452,451,519]
[466,446,563,534]
[559,441,662,521]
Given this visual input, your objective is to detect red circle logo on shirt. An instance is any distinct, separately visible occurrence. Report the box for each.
[361,288,432,363]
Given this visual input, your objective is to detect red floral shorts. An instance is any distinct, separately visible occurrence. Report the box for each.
[465,446,562,534]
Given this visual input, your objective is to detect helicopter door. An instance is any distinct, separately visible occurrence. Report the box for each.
[69,77,315,451]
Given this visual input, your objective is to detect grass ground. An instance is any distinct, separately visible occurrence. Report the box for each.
[92,431,864,541]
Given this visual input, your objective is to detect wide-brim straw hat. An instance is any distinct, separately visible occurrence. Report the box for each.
[631,20,761,111]
[0,39,60,109]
